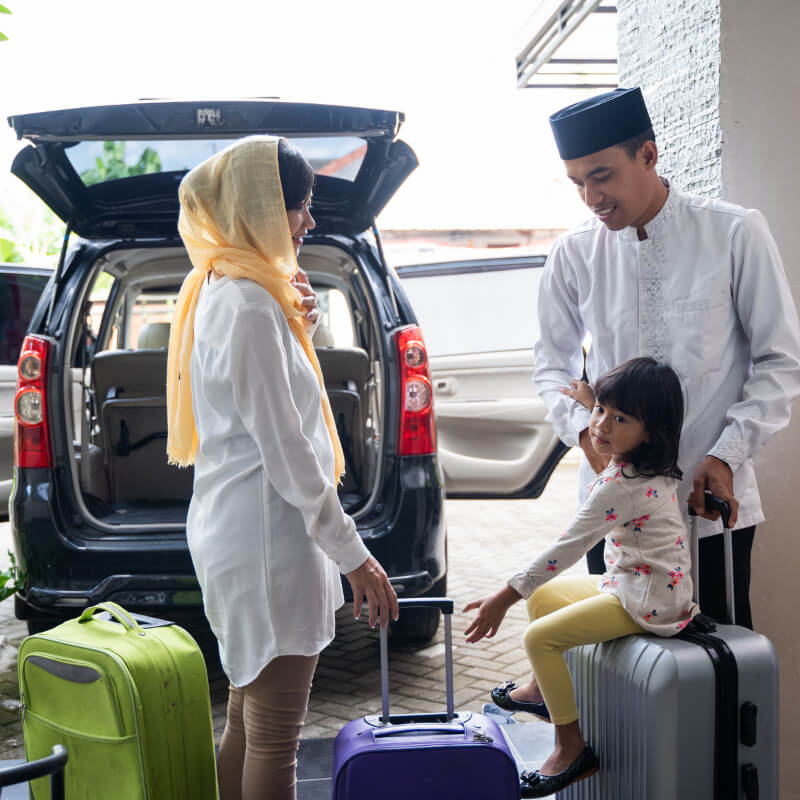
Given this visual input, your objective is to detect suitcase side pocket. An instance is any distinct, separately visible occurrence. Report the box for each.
[23,709,144,800]
[21,652,129,737]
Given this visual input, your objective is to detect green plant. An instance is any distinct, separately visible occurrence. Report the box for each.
[0,4,11,42]
[80,141,163,185]
[0,550,26,602]
[0,203,65,265]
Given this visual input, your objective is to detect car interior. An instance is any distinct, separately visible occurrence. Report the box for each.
[65,244,386,527]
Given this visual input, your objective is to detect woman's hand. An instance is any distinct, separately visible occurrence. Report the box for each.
[345,555,399,628]
[463,585,521,643]
[292,267,320,327]
[560,379,595,410]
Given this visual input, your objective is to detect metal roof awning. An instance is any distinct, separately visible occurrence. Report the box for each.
[516,0,618,89]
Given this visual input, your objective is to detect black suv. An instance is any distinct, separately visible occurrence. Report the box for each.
[7,100,446,642]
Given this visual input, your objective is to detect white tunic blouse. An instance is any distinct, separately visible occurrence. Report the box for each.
[509,465,697,636]
[533,184,800,537]
[186,277,370,687]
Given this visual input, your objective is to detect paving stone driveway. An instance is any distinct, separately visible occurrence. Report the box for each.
[0,452,585,756]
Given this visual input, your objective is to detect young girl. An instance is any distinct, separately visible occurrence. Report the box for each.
[464,357,696,798]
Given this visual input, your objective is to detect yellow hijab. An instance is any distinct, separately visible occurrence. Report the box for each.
[166,135,345,483]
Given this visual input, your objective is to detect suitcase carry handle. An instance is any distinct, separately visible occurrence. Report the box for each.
[373,723,465,739]
[78,602,143,634]
[688,492,735,625]
[378,597,454,723]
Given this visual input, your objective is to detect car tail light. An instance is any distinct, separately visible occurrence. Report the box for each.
[396,325,436,456]
[14,335,52,469]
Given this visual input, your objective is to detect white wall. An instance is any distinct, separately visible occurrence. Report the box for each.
[719,2,800,798]
[618,1,800,796]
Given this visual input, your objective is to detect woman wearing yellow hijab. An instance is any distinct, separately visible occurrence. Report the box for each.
[167,136,398,800]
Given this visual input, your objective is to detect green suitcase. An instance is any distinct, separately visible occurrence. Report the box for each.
[18,602,218,799]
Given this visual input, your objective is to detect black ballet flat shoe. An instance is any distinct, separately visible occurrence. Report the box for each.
[519,744,600,798]
[490,681,551,722]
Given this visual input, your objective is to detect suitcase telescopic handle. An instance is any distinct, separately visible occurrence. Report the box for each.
[378,597,455,723]
[689,492,736,625]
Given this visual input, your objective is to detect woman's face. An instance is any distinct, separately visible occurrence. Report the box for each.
[286,191,315,255]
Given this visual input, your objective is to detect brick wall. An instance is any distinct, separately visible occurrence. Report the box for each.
[617,0,721,197]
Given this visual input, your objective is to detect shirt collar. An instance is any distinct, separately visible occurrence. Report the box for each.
[617,177,678,242]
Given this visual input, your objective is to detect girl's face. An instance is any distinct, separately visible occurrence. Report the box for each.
[286,191,315,255]
[590,399,649,461]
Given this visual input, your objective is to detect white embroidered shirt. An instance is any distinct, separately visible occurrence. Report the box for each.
[533,184,800,537]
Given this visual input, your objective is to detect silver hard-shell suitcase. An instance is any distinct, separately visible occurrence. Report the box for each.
[560,494,778,800]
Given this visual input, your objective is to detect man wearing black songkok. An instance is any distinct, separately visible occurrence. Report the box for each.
[510,86,800,791]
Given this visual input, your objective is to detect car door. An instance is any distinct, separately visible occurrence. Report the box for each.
[397,255,568,497]
[0,265,52,513]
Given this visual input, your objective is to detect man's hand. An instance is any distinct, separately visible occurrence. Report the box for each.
[560,379,595,410]
[579,427,610,474]
[463,585,521,643]
[292,267,320,327]
[345,556,399,628]
[689,456,739,528]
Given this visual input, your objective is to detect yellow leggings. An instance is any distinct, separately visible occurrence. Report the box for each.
[524,575,645,725]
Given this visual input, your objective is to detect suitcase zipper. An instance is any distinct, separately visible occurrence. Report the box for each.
[22,707,138,744]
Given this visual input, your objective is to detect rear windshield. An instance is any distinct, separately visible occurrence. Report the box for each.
[66,137,367,187]
[0,269,51,364]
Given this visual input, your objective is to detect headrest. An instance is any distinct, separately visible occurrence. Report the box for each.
[137,322,171,350]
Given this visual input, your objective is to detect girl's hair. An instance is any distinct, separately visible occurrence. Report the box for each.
[594,357,684,480]
[277,139,315,210]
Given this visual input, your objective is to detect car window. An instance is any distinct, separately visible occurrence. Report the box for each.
[125,290,176,350]
[0,269,51,365]
[396,259,546,358]
[67,137,368,187]
[313,287,355,348]
[77,270,119,361]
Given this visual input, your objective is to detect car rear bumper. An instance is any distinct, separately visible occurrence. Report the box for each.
[12,457,446,620]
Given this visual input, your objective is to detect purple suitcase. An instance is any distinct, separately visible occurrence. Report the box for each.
[332,598,520,799]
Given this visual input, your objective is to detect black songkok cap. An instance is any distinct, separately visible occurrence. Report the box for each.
[550,87,652,160]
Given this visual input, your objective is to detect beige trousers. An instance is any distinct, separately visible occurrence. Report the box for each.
[217,654,319,800]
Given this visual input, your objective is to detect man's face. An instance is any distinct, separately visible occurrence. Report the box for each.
[564,142,657,231]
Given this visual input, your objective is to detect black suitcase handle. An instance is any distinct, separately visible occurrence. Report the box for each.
[688,492,731,528]
[394,597,454,614]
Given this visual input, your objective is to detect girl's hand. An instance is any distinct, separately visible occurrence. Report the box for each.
[560,379,595,410]
[292,267,320,327]
[463,585,521,643]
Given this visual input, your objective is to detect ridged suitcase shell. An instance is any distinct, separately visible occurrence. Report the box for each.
[18,603,218,799]
[560,626,778,799]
